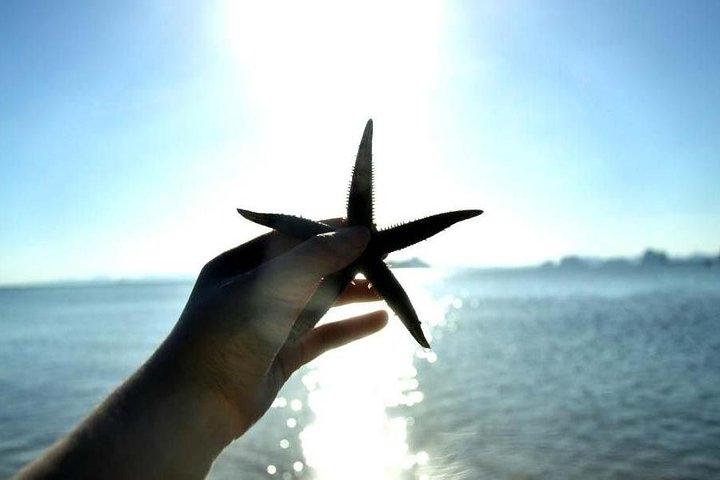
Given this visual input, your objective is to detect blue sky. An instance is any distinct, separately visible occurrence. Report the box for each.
[1,0,719,284]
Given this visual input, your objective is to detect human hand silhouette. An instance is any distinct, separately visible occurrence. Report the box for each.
[161,222,387,437]
[16,222,387,479]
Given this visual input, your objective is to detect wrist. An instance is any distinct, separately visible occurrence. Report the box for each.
[144,336,245,448]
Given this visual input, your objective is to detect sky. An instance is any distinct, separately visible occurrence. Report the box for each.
[1,0,719,285]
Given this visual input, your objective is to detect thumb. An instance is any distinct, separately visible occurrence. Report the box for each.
[232,226,370,306]
[268,226,369,286]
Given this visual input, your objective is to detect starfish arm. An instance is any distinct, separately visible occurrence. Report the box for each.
[347,119,374,227]
[237,208,335,239]
[375,209,483,255]
[360,257,430,348]
[287,266,358,342]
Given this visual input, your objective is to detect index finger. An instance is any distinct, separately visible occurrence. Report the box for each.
[202,217,345,281]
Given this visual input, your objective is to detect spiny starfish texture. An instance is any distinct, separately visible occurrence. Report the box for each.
[238,119,482,347]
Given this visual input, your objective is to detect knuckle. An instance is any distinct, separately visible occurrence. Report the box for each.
[309,234,335,257]
[316,325,334,347]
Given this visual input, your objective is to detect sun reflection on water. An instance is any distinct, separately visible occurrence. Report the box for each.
[290,269,446,480]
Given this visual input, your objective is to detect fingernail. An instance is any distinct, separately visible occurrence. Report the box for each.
[331,226,370,252]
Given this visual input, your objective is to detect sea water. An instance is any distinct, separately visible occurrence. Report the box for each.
[1,267,719,479]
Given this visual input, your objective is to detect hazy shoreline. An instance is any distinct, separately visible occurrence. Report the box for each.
[2,258,717,291]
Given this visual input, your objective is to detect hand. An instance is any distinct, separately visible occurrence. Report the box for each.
[163,223,388,439]
[16,224,388,479]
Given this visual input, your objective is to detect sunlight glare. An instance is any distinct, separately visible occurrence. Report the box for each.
[296,271,446,479]
[219,0,448,227]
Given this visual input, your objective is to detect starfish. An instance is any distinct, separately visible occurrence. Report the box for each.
[237,119,482,347]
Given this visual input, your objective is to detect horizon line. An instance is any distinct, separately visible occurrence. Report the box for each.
[2,252,718,290]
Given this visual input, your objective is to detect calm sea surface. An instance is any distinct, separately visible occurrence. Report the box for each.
[1,267,719,479]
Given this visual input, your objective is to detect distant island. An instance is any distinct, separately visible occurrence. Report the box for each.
[4,248,719,290]
[540,248,720,270]
[387,248,720,272]
[386,257,430,268]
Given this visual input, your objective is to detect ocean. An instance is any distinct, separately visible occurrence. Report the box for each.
[1,267,719,479]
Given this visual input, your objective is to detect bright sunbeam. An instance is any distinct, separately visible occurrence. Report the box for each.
[224,0,442,124]
[219,0,448,224]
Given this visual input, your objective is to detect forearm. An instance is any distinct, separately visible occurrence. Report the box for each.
[16,340,238,480]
